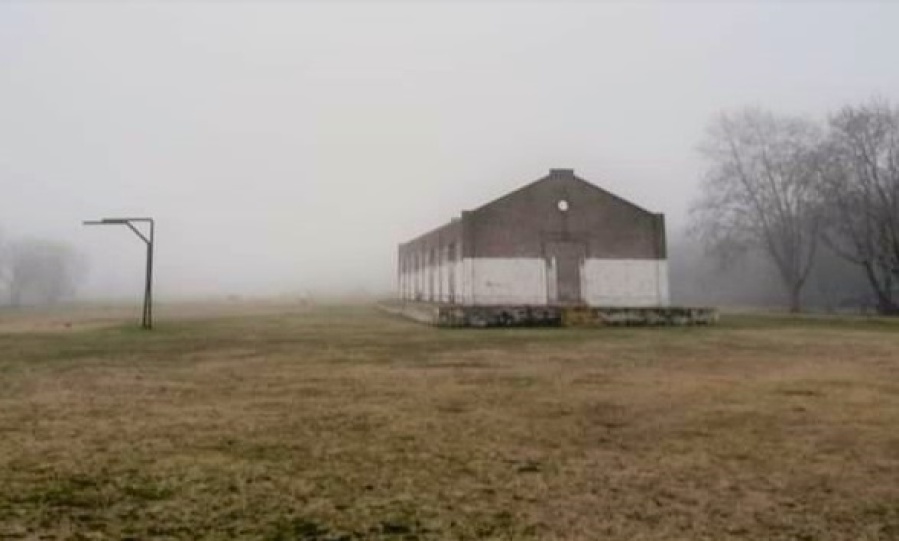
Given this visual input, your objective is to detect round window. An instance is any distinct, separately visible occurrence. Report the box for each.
[557,199,569,212]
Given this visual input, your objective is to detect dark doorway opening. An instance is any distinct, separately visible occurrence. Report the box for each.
[545,241,585,305]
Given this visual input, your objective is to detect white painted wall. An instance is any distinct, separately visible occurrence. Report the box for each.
[400,257,669,307]
[582,259,669,307]
[468,258,547,305]
[399,256,461,303]
[460,258,474,304]
[440,256,463,303]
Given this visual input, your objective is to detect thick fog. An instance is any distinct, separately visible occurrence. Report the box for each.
[2,2,898,301]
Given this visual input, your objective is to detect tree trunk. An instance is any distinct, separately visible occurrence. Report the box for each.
[877,297,899,315]
[861,262,899,315]
[788,285,802,313]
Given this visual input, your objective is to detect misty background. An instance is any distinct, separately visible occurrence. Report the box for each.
[2,2,898,304]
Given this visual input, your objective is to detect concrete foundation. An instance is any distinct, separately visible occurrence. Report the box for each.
[380,301,717,328]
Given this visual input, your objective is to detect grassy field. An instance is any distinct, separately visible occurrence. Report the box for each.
[0,303,898,540]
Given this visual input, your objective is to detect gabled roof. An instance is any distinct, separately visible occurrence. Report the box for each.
[468,168,658,216]
[399,169,660,248]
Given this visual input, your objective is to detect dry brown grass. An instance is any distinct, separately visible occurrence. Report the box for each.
[0,303,898,540]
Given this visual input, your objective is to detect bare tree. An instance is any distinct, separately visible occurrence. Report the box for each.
[819,100,899,314]
[692,109,823,312]
[4,239,83,307]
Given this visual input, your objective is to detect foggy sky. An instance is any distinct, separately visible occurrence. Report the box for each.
[2,2,898,299]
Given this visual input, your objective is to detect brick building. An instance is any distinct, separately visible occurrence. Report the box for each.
[397,169,669,307]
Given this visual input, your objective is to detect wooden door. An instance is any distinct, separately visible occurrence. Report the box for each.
[545,241,585,305]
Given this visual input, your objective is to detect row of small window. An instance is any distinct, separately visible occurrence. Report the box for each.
[400,242,461,274]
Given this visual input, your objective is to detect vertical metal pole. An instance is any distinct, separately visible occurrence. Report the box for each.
[147,220,156,329]
[145,220,154,329]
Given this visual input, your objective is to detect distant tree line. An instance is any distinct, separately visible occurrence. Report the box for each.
[691,99,899,314]
[0,233,84,308]
[669,232,870,314]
